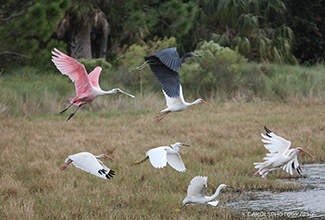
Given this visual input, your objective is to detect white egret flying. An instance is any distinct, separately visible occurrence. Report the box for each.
[174,176,230,212]
[134,142,189,172]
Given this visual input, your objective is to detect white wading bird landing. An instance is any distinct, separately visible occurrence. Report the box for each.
[254,126,313,183]
[174,176,230,212]
[132,47,212,122]
[60,152,115,179]
[51,48,135,121]
[134,142,189,172]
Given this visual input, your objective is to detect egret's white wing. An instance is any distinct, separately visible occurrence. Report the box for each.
[187,176,207,198]
[261,131,291,155]
[68,152,106,179]
[147,147,168,169]
[207,200,219,206]
[166,153,186,172]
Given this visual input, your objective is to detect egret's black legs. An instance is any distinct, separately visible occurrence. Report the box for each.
[134,156,149,164]
[174,204,186,212]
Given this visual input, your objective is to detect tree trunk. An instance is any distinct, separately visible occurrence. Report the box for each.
[70,17,92,59]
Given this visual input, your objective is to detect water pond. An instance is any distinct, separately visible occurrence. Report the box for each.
[230,164,325,219]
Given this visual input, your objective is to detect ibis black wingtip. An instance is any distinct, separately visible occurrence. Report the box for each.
[264,126,272,133]
[264,126,272,137]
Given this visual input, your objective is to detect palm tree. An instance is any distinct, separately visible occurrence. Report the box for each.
[193,0,297,64]
[56,1,109,59]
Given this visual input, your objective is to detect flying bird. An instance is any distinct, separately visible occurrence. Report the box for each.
[134,142,189,172]
[174,176,229,212]
[51,48,135,121]
[60,152,115,179]
[254,126,313,183]
[132,47,212,122]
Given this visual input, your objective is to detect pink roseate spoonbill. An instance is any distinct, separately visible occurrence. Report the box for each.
[132,47,212,122]
[254,126,313,183]
[174,176,230,212]
[60,152,116,179]
[134,142,189,172]
[51,48,135,121]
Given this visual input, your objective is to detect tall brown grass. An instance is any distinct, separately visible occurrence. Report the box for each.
[0,100,323,219]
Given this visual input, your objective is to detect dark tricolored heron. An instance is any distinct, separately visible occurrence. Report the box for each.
[132,47,212,122]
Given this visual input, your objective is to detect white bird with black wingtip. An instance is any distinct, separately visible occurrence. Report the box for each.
[60,152,115,179]
[254,126,313,183]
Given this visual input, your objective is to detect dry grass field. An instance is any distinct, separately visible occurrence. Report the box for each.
[0,99,324,219]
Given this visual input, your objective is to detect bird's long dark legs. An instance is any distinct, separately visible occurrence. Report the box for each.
[60,101,77,114]
[67,104,84,121]
[153,111,171,122]
[60,159,72,170]
[174,204,186,212]
[134,156,149,164]
[131,61,150,71]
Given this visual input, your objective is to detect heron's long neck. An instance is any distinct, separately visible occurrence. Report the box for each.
[205,185,224,202]
[181,53,192,63]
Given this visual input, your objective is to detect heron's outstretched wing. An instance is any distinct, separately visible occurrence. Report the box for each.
[148,64,180,98]
[187,176,207,198]
[166,153,186,172]
[151,47,182,71]
[147,147,168,169]
[68,152,108,179]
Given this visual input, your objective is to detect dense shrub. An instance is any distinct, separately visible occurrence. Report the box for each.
[180,41,247,98]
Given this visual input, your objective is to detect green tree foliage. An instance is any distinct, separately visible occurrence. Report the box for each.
[181,41,247,98]
[0,0,71,70]
[193,0,297,64]
[284,0,325,64]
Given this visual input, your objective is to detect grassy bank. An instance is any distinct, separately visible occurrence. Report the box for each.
[0,100,324,219]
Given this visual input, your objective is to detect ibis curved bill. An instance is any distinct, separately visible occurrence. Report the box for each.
[174,176,229,212]
[254,126,313,183]
[51,48,135,121]
[132,47,212,122]
[134,142,189,172]
[60,152,116,179]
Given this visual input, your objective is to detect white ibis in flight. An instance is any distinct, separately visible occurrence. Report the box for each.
[60,152,115,179]
[134,142,189,172]
[132,47,212,122]
[51,48,135,121]
[174,176,230,212]
[254,126,313,183]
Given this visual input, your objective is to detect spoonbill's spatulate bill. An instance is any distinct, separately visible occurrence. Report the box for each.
[60,152,115,179]
[254,126,313,183]
[51,48,135,121]
[174,176,229,212]
[134,142,189,172]
[132,47,212,122]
